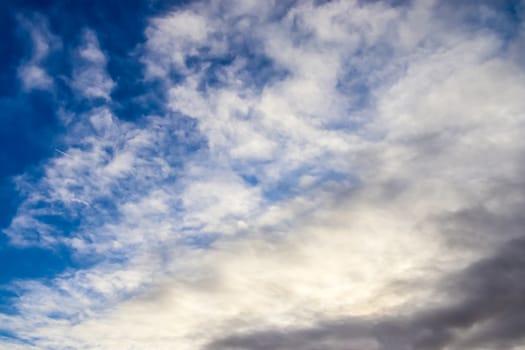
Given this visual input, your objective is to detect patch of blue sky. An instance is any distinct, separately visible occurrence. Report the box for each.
[12,0,185,122]
[0,181,23,231]
[437,0,524,45]
[266,0,299,21]
[239,53,290,91]
[33,213,80,235]
[8,116,204,253]
[167,69,189,86]
[0,5,24,96]
[83,196,122,223]
[0,91,62,183]
[240,174,259,187]
[263,168,356,203]
[0,244,78,288]
[335,78,371,118]
[163,24,292,93]
[193,54,236,90]
[0,10,101,219]
[111,78,168,122]
[158,114,208,158]
[17,193,144,254]
[15,196,92,236]
[192,50,289,93]
[0,330,30,347]
[95,8,172,113]
[181,233,219,249]
[0,0,207,310]
[0,288,19,315]
[179,222,208,235]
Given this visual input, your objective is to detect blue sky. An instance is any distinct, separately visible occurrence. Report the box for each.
[0,0,173,294]
[1,0,525,349]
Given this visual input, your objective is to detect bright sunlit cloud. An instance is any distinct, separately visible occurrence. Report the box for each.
[1,0,525,349]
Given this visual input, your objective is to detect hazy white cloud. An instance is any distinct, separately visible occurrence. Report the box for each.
[18,65,53,91]
[3,0,525,349]
[16,14,61,91]
[143,10,216,78]
[71,30,115,100]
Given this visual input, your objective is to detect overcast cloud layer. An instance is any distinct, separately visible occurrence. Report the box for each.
[1,0,525,349]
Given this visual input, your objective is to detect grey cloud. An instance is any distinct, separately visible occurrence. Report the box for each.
[207,236,525,350]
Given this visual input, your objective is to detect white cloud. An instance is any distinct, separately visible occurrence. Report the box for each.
[71,30,115,100]
[16,14,61,91]
[3,0,525,349]
[18,64,53,91]
[143,10,215,78]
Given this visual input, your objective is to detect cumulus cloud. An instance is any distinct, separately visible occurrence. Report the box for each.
[2,0,525,349]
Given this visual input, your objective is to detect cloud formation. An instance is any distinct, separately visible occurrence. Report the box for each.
[207,237,525,350]
[71,30,115,100]
[2,0,525,349]
[16,14,61,91]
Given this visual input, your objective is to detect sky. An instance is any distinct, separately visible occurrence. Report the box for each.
[1,0,525,349]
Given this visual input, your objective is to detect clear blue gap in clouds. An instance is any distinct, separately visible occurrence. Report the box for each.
[0,0,191,295]
[0,244,76,315]
[190,45,290,94]
[0,1,60,229]
[262,169,355,202]
[434,0,524,44]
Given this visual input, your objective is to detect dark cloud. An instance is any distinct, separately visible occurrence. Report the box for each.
[207,236,525,350]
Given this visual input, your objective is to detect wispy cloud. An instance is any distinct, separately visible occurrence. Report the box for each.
[16,14,61,91]
[2,0,525,349]
[71,30,115,100]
